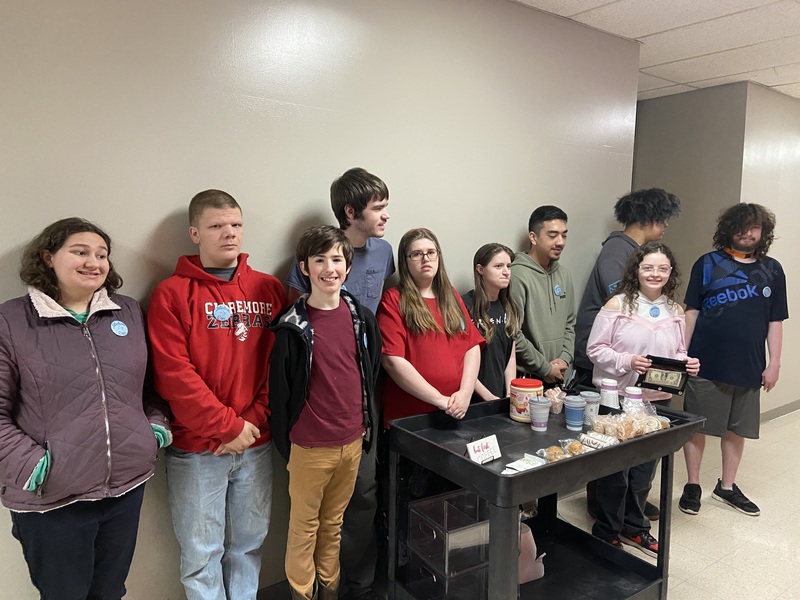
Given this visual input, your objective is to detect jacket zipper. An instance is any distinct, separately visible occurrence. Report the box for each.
[83,325,113,495]
[353,316,371,443]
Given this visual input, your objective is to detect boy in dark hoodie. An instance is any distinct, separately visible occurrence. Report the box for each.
[574,188,681,382]
[270,225,382,600]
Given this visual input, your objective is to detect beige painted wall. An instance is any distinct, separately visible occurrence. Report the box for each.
[0,0,639,597]
[740,83,800,414]
[633,83,748,275]
[633,82,798,414]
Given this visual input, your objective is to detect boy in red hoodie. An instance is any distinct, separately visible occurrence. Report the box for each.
[148,190,287,600]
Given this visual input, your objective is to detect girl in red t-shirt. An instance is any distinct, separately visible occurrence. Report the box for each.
[377,228,485,428]
[377,228,486,566]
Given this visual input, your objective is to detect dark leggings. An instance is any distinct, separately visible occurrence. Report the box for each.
[11,485,145,600]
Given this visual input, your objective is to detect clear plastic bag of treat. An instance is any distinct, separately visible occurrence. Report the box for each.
[620,395,658,417]
[591,414,611,433]
[640,415,663,434]
[536,445,570,463]
[579,431,619,449]
[614,415,636,441]
[558,438,587,456]
[544,387,565,414]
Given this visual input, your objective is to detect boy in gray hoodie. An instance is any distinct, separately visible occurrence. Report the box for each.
[510,206,575,383]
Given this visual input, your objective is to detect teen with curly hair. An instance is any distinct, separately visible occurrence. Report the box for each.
[586,241,699,557]
[679,203,787,518]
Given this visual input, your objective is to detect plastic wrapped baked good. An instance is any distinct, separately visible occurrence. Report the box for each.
[579,431,619,448]
[643,416,663,434]
[544,387,565,414]
[616,416,635,441]
[631,415,647,437]
[591,415,611,434]
[536,445,570,462]
[562,439,585,455]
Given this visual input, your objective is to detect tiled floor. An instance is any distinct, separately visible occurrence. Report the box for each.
[557,409,800,600]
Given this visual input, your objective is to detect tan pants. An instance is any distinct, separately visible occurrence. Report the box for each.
[286,438,362,599]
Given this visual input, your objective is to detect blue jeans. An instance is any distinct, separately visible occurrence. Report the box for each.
[166,442,273,600]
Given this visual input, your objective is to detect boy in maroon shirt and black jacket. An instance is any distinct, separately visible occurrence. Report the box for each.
[270,225,381,600]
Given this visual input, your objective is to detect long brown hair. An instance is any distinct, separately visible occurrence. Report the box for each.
[397,228,466,336]
[19,217,123,302]
[470,243,520,343]
[616,241,681,313]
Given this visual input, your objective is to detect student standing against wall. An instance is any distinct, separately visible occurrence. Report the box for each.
[679,204,787,517]
[0,218,171,600]
[574,188,681,520]
[286,168,392,600]
[148,190,287,600]
[270,225,382,600]
[462,243,520,401]
[587,242,699,556]
[574,188,682,383]
[510,206,575,383]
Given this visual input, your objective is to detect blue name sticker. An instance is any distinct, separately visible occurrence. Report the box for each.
[649,306,661,318]
[111,320,129,337]
[553,284,562,297]
[213,304,232,321]
[763,286,772,298]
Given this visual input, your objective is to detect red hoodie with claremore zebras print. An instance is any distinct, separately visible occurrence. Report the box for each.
[148,253,287,453]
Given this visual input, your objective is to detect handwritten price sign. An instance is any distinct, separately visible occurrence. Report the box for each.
[466,434,502,464]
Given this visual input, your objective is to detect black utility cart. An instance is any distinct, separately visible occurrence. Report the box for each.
[388,399,704,600]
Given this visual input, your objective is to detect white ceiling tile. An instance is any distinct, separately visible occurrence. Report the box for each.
[637,84,697,101]
[641,34,800,82]
[638,71,678,91]
[690,61,800,88]
[576,0,775,39]
[639,1,800,67]
[514,0,800,100]
[511,0,617,18]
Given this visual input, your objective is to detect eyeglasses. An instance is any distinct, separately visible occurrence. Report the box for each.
[640,265,672,275]
[408,249,439,261]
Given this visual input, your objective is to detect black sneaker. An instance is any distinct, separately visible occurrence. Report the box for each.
[620,531,659,558]
[712,480,760,516]
[679,483,701,515]
[644,501,660,521]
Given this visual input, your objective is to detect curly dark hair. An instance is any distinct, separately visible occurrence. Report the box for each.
[19,218,123,301]
[713,203,775,261]
[614,188,681,226]
[616,241,681,313]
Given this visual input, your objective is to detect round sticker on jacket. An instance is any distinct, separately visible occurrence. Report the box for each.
[213,304,232,321]
[111,320,129,337]
[553,284,562,297]
[649,306,660,318]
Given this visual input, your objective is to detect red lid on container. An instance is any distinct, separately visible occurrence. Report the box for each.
[511,378,543,388]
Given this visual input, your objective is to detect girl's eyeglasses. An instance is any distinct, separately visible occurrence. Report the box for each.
[639,265,672,275]
[408,249,439,261]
